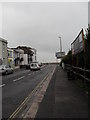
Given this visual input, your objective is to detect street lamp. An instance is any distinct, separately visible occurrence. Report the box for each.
[56,36,65,63]
[58,36,62,53]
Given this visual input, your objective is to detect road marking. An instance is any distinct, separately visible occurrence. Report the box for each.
[0,84,5,88]
[13,76,25,82]
[28,72,36,76]
[8,66,55,119]
[8,73,50,120]
[28,73,32,76]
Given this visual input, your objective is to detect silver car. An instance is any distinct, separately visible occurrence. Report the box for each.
[0,65,13,75]
[30,63,40,71]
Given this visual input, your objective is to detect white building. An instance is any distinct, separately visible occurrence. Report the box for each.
[0,37,8,65]
[7,48,15,68]
[31,48,37,62]
[10,46,36,67]
[14,49,24,66]
[7,48,24,68]
[16,46,35,65]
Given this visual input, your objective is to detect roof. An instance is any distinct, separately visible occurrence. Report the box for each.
[17,46,34,55]
[9,48,24,54]
[0,37,8,44]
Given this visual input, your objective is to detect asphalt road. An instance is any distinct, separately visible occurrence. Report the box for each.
[2,64,55,118]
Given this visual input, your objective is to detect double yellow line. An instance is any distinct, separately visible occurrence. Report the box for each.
[8,73,49,120]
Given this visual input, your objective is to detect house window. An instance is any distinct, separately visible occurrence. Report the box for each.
[8,51,12,58]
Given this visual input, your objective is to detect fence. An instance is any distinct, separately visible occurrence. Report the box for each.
[65,64,90,89]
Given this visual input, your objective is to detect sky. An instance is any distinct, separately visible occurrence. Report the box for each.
[88,2,90,24]
[0,2,88,63]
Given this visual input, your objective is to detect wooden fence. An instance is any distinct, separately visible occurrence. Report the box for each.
[66,64,90,82]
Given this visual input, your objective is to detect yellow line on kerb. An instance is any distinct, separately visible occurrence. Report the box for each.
[8,73,49,120]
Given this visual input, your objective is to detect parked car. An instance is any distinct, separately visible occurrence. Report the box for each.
[30,63,40,71]
[0,65,13,75]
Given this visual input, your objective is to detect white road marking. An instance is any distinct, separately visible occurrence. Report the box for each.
[13,76,25,82]
[28,73,32,76]
[28,72,35,76]
[0,84,5,88]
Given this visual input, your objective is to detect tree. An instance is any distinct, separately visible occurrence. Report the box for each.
[61,50,72,65]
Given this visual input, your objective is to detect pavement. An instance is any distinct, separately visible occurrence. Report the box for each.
[34,65,88,119]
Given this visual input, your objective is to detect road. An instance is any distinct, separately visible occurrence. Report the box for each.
[2,64,56,118]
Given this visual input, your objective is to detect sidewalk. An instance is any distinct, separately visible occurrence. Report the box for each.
[35,65,88,118]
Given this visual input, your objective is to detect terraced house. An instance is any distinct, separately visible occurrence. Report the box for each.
[0,37,8,65]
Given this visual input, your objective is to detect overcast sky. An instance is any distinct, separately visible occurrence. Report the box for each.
[88,2,90,25]
[1,2,88,62]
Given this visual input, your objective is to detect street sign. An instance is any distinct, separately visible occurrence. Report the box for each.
[55,52,65,59]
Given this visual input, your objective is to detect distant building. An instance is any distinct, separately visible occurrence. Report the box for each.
[0,37,8,65]
[31,48,37,62]
[14,48,24,66]
[10,48,24,67]
[17,46,34,65]
[7,48,15,68]
[7,45,36,68]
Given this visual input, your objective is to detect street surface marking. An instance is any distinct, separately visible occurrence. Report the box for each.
[24,66,56,118]
[28,72,35,75]
[28,73,33,76]
[8,73,50,120]
[0,84,5,88]
[13,76,25,82]
[8,66,56,119]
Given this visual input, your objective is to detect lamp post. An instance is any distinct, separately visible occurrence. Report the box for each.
[58,36,62,64]
[55,36,64,63]
[58,36,62,53]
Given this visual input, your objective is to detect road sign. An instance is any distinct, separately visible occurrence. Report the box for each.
[55,52,65,59]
